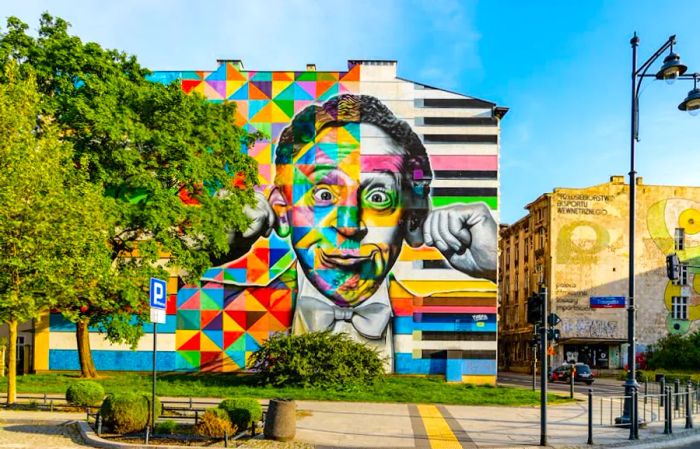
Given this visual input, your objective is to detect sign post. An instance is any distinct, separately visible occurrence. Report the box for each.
[149,277,167,431]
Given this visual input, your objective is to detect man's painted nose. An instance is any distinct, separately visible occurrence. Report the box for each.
[335,206,368,240]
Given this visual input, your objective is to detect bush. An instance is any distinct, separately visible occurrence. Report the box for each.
[647,331,700,371]
[195,408,235,438]
[250,331,384,389]
[218,398,262,431]
[65,381,104,407]
[154,420,178,435]
[100,392,162,434]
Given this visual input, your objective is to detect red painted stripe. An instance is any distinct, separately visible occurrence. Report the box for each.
[415,306,496,314]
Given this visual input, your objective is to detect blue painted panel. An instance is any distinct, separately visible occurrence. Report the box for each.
[462,359,497,375]
[50,313,176,334]
[49,349,176,371]
[446,358,463,381]
[394,353,446,374]
[393,317,497,333]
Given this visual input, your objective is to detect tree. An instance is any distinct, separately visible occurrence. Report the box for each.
[0,62,85,402]
[0,14,258,377]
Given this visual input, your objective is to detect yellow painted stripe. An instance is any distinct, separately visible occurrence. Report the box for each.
[400,280,496,296]
[33,311,50,371]
[462,375,496,386]
[416,404,460,449]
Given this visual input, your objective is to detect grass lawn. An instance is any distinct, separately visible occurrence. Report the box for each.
[0,372,571,406]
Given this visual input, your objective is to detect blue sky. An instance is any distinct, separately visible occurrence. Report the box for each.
[2,1,699,223]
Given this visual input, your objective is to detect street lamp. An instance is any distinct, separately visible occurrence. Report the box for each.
[619,33,696,440]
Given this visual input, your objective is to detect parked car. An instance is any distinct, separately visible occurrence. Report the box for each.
[549,363,594,385]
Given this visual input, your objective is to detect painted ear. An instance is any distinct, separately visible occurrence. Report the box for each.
[404,210,427,248]
[268,187,291,238]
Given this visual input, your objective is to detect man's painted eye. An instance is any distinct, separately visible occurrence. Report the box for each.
[313,187,336,205]
[363,188,395,210]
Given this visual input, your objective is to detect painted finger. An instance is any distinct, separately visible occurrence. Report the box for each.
[431,212,449,252]
[448,213,472,247]
[438,212,462,252]
[423,212,435,247]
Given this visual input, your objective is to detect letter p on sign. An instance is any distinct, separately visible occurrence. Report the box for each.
[150,277,167,309]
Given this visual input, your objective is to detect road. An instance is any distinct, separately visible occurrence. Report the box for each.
[498,371,638,397]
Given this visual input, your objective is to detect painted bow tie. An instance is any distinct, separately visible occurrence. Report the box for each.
[298,296,391,340]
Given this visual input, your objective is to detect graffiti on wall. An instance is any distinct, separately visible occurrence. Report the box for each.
[160,63,499,373]
[648,199,700,335]
[561,319,619,338]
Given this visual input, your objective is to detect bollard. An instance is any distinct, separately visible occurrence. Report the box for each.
[587,389,593,445]
[664,386,670,434]
[96,413,102,436]
[644,378,648,405]
[224,430,229,447]
[669,387,674,434]
[686,382,693,429]
[632,388,639,440]
[145,425,150,445]
[660,378,666,407]
[675,379,680,411]
[570,369,575,399]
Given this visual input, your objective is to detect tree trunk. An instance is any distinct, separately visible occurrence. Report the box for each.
[7,320,17,405]
[76,318,97,378]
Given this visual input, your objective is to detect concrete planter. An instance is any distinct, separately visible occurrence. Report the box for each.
[263,398,296,441]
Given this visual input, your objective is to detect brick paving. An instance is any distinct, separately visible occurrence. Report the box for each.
[0,410,88,448]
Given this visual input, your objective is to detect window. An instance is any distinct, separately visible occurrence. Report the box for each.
[674,263,689,286]
[672,296,688,320]
[675,228,685,251]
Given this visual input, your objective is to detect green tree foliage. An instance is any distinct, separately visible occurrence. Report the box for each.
[646,330,700,371]
[100,392,161,434]
[251,332,385,389]
[0,61,95,403]
[0,14,258,377]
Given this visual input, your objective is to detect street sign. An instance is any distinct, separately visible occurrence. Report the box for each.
[547,313,561,327]
[590,296,625,309]
[150,308,166,324]
[150,277,167,309]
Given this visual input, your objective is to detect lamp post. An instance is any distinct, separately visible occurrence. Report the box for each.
[618,33,696,440]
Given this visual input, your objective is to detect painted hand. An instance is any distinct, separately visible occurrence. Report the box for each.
[422,203,497,282]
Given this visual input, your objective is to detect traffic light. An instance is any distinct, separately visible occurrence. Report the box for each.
[666,253,680,281]
[547,328,561,342]
[527,292,544,325]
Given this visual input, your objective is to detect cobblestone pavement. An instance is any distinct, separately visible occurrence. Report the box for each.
[0,410,88,448]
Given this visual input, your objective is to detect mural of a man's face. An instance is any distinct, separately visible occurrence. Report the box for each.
[277,122,409,306]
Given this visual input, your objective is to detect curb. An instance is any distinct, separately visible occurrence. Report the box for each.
[72,421,206,449]
[556,427,700,449]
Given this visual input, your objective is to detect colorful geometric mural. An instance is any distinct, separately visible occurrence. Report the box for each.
[149,61,501,380]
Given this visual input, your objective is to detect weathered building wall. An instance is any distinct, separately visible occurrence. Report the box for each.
[500,176,700,372]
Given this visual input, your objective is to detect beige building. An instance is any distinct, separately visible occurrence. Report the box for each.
[499,176,700,373]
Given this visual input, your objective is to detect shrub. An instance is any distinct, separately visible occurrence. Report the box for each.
[195,408,235,438]
[646,331,700,371]
[100,392,161,434]
[154,420,178,435]
[250,331,384,389]
[65,381,105,407]
[218,398,262,431]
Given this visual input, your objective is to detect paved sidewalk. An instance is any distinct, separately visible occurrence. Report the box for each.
[4,398,700,448]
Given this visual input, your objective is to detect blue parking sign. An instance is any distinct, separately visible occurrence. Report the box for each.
[150,277,167,309]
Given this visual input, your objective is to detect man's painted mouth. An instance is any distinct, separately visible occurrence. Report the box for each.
[319,250,374,269]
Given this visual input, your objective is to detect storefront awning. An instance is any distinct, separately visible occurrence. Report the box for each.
[559,338,627,345]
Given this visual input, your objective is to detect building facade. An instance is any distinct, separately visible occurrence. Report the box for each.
[499,176,700,373]
[32,60,507,383]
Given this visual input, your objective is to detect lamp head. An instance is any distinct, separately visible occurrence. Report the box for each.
[678,87,700,116]
[656,52,688,84]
